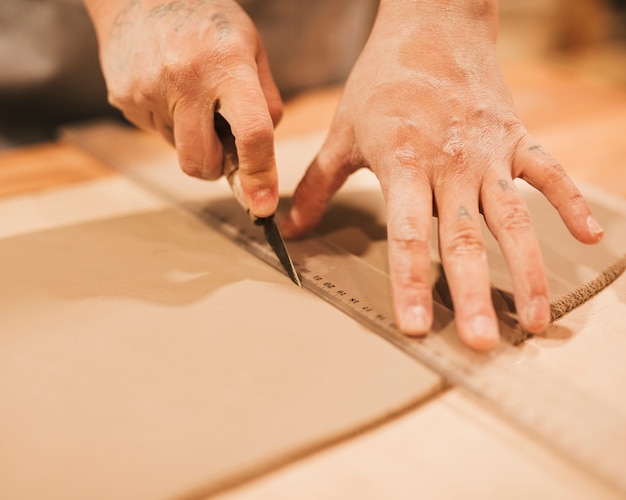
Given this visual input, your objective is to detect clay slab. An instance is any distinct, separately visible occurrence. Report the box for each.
[0,176,441,499]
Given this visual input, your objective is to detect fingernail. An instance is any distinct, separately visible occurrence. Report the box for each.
[252,188,276,217]
[587,216,604,237]
[524,296,550,332]
[469,315,499,349]
[401,305,430,334]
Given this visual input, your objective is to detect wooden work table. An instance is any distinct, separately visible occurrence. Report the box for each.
[1,60,625,499]
[2,60,626,198]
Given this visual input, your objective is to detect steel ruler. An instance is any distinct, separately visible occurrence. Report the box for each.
[65,123,626,495]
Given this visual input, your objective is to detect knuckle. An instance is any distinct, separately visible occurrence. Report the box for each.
[390,216,429,252]
[443,227,485,257]
[542,160,569,187]
[134,78,158,104]
[496,198,534,233]
[237,120,274,154]
[107,75,158,111]
[566,189,587,208]
[457,290,489,310]
[208,40,252,76]
[541,162,588,208]
[165,59,203,93]
[395,272,432,295]
[106,82,132,109]
[442,133,467,166]
[212,37,245,62]
[551,188,589,216]
[525,268,549,296]
[392,147,420,169]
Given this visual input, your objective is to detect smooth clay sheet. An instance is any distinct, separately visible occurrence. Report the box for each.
[62,122,626,420]
[2,122,625,499]
[0,158,441,498]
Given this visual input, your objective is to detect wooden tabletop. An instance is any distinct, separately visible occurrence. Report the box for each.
[1,59,625,499]
[2,60,625,198]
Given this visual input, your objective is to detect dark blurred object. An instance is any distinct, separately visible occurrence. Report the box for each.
[0,0,120,147]
[554,0,616,51]
[610,0,626,39]
[499,0,626,85]
[0,0,378,148]
[499,0,625,55]
[239,0,377,98]
[551,0,626,85]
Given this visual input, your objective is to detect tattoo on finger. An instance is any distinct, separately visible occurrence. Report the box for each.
[148,0,208,20]
[457,205,472,221]
[497,179,515,193]
[147,0,233,35]
[210,12,233,35]
[529,144,548,155]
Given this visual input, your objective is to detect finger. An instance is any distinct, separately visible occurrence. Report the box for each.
[216,68,278,218]
[382,168,434,336]
[150,111,175,146]
[514,136,603,244]
[436,187,500,351]
[172,98,223,180]
[256,43,283,127]
[280,125,357,238]
[481,175,550,333]
[108,80,173,143]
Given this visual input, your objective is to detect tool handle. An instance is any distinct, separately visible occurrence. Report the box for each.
[224,160,248,214]
[214,111,257,220]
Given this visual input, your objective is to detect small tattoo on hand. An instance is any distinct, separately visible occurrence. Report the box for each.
[497,179,515,192]
[147,0,232,34]
[529,144,547,155]
[109,0,141,70]
[210,12,233,34]
[458,205,472,220]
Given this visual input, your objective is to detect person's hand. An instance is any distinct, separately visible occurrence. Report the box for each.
[281,0,604,350]
[83,0,282,217]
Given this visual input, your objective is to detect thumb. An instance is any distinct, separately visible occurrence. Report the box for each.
[281,125,358,238]
[216,71,279,218]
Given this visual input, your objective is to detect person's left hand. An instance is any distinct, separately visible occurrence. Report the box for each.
[280,1,603,350]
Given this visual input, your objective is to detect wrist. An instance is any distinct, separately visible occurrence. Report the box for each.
[375,0,499,42]
[377,0,499,21]
[366,0,501,81]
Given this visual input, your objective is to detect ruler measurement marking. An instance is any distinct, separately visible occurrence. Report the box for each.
[199,207,626,495]
[60,130,626,496]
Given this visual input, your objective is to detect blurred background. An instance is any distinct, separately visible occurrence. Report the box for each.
[0,0,625,148]
[499,0,626,82]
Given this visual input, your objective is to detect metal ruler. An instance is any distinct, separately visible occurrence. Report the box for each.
[65,123,626,495]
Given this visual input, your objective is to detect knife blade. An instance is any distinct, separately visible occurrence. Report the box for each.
[214,109,302,287]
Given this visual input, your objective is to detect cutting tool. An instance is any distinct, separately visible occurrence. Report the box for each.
[214,111,302,287]
[65,120,626,494]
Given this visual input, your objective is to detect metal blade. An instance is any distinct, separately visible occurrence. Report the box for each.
[215,109,300,287]
[257,216,302,287]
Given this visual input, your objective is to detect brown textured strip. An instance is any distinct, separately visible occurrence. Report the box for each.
[0,143,114,198]
[550,254,626,322]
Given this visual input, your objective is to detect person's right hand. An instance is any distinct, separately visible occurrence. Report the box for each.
[83,0,283,217]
